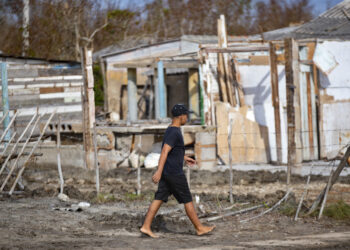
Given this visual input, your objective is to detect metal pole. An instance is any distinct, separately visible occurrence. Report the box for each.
[157,61,167,118]
[1,63,11,142]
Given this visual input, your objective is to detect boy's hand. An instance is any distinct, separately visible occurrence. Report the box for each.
[152,170,162,184]
[185,156,196,167]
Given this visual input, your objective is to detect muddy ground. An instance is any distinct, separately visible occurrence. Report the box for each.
[1,164,350,249]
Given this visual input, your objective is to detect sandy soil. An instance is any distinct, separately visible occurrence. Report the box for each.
[0,164,350,249]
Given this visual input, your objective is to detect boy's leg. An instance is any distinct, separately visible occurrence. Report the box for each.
[140,200,163,238]
[184,201,215,236]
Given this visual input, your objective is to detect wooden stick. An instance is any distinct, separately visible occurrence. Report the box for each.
[9,111,56,195]
[228,116,233,204]
[0,132,16,156]
[295,174,311,221]
[57,116,64,195]
[318,170,333,220]
[207,204,264,222]
[137,135,142,195]
[308,146,350,214]
[0,113,37,176]
[240,189,291,223]
[0,110,9,127]
[0,114,41,191]
[0,111,19,144]
[93,122,99,194]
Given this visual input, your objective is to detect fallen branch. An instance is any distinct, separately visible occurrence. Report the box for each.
[240,189,292,223]
[307,145,350,215]
[206,204,264,222]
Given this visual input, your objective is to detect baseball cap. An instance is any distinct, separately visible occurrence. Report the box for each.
[171,104,193,117]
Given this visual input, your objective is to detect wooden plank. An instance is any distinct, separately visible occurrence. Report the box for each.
[217,18,228,103]
[306,72,314,157]
[188,69,200,119]
[9,111,56,195]
[203,46,269,53]
[231,57,245,107]
[226,58,237,106]
[269,42,282,164]
[39,87,64,94]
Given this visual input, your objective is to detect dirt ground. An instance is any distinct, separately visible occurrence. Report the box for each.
[1,164,350,249]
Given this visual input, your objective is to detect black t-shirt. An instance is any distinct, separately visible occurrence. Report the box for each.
[162,126,185,176]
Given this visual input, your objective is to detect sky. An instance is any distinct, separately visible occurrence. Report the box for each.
[118,0,344,17]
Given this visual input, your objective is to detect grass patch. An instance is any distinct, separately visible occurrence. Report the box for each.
[279,203,297,216]
[324,200,350,220]
[92,193,116,204]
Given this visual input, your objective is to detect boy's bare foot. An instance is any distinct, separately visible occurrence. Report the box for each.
[140,227,159,238]
[196,225,216,236]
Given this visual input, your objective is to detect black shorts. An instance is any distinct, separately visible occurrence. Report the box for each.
[155,174,193,204]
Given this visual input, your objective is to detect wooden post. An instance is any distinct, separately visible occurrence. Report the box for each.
[217,17,229,103]
[136,135,142,196]
[188,69,200,120]
[228,115,233,204]
[93,122,99,194]
[57,116,64,195]
[157,60,167,118]
[306,72,314,157]
[198,65,205,125]
[99,58,108,112]
[231,57,245,107]
[127,68,137,122]
[154,67,160,120]
[1,63,11,143]
[284,38,296,186]
[269,42,282,163]
[227,58,237,107]
[81,47,95,170]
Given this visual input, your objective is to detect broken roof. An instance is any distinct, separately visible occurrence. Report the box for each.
[294,0,350,40]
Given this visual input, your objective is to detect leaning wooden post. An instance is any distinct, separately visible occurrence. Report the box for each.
[318,170,333,220]
[93,122,99,194]
[228,115,234,204]
[57,116,64,195]
[269,42,282,164]
[81,47,96,170]
[308,146,350,215]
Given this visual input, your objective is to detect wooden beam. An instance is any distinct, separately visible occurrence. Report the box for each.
[306,72,314,157]
[203,46,269,54]
[217,18,228,103]
[284,38,296,186]
[81,47,95,170]
[188,69,200,120]
[231,57,245,107]
[269,42,282,164]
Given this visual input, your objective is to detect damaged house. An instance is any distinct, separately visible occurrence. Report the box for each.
[95,0,350,171]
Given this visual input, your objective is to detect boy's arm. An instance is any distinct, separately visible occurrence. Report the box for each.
[152,144,172,184]
[184,155,196,166]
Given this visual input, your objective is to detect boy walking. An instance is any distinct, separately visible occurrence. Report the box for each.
[140,104,215,238]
